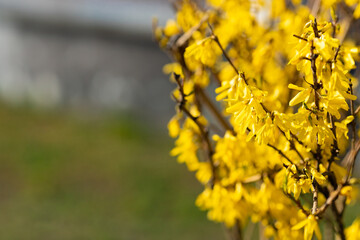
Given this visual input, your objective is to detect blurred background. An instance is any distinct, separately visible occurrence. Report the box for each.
[0,0,358,239]
[0,0,224,239]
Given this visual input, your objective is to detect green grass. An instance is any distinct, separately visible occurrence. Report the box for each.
[0,105,224,240]
[0,105,357,239]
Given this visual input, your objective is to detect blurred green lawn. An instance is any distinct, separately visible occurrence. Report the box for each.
[0,105,357,240]
[0,105,224,240]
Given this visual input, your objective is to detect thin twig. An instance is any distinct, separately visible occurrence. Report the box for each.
[311,0,321,17]
[338,3,353,43]
[208,23,241,78]
[344,138,360,182]
[333,46,341,63]
[172,73,217,186]
[310,41,320,109]
[355,105,360,115]
[343,80,359,179]
[316,185,342,216]
[317,139,360,216]
[328,46,341,170]
[330,7,338,38]
[312,181,319,214]
[242,174,262,184]
[233,219,243,240]
[267,143,294,165]
[349,79,357,152]
[176,14,209,47]
[331,202,346,240]
[293,34,308,41]
[195,85,235,135]
[284,192,310,216]
[310,19,321,214]
[328,113,339,171]
[210,69,222,86]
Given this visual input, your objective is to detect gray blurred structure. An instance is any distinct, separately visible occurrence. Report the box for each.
[0,0,175,124]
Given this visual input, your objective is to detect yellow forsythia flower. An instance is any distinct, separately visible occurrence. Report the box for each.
[158,0,360,239]
[346,218,360,240]
[292,215,322,240]
[185,38,219,67]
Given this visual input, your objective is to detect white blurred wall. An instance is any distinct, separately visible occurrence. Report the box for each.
[0,0,175,123]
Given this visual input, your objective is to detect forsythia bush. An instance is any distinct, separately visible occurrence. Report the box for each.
[154,0,360,239]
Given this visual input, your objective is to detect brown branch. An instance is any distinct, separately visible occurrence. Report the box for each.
[310,20,322,214]
[355,105,360,115]
[289,140,306,164]
[310,23,322,168]
[243,125,295,166]
[333,45,341,63]
[175,14,209,47]
[284,191,310,216]
[349,79,357,153]
[328,46,342,170]
[195,85,235,135]
[152,18,159,41]
[233,219,243,240]
[289,132,314,158]
[310,41,320,109]
[293,34,308,41]
[338,3,353,43]
[208,23,241,79]
[312,18,320,38]
[315,184,342,216]
[312,181,319,214]
[344,138,360,181]
[172,74,217,186]
[242,174,262,184]
[331,202,346,240]
[267,143,294,165]
[301,56,312,61]
[311,0,321,17]
[328,113,339,171]
[330,7,339,38]
[210,69,222,86]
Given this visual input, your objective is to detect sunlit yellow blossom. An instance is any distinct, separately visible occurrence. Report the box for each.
[167,116,181,138]
[292,215,322,240]
[163,63,184,80]
[288,84,312,106]
[185,38,219,67]
[158,0,360,239]
[196,162,212,184]
[163,19,180,37]
[340,186,358,204]
[346,218,360,240]
[176,0,204,32]
[310,168,327,185]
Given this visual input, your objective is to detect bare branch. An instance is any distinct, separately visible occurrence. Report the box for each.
[355,105,360,115]
[312,181,319,214]
[315,185,342,216]
[208,23,241,78]
[267,143,294,165]
[195,85,235,135]
[293,34,308,41]
[176,14,209,47]
[284,191,310,216]
[172,73,217,186]
[310,20,321,214]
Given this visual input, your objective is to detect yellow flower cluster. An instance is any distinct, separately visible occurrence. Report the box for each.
[155,0,360,239]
